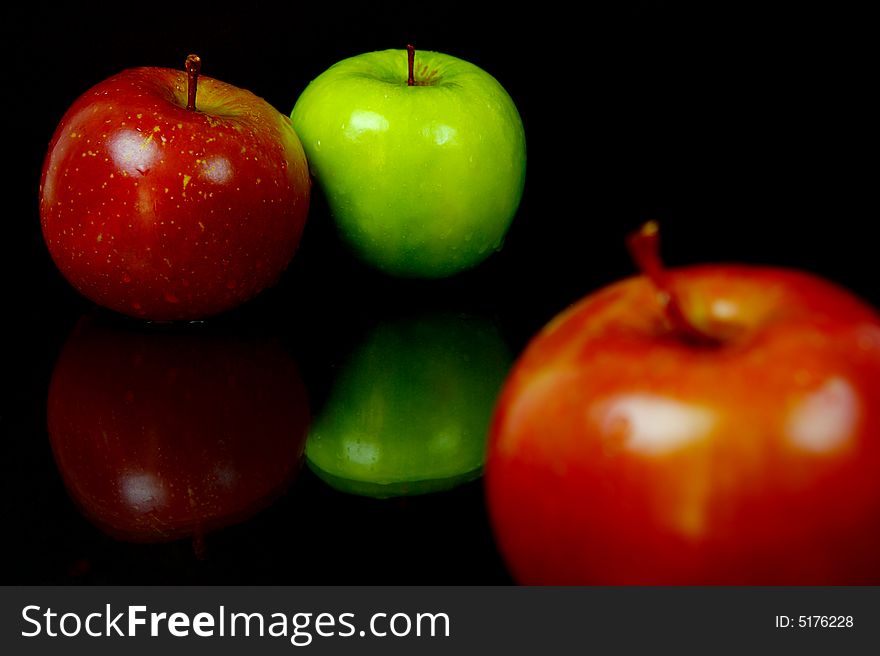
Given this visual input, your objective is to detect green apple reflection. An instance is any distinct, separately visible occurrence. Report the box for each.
[306,312,512,497]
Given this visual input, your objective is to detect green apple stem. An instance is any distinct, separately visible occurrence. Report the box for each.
[185,54,201,111]
[407,44,416,86]
[626,221,720,346]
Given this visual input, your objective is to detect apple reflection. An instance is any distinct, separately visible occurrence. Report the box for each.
[306,311,512,497]
[47,314,310,544]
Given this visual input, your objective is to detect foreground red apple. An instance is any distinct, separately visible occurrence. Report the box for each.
[486,222,880,584]
[47,315,310,544]
[40,55,310,320]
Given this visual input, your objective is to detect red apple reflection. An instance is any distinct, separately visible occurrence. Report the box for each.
[47,314,310,544]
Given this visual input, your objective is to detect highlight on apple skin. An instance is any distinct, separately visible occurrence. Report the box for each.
[39,55,311,321]
[485,222,880,585]
[291,46,526,278]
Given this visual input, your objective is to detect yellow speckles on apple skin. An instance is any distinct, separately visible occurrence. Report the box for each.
[39,67,311,322]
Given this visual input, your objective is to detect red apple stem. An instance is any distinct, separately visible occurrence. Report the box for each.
[407,44,416,86]
[626,221,720,346]
[185,54,201,111]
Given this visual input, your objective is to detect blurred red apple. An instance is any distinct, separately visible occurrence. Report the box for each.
[486,222,880,584]
[47,314,310,543]
[39,55,310,320]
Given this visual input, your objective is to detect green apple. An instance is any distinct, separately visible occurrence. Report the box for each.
[306,312,512,497]
[290,47,526,277]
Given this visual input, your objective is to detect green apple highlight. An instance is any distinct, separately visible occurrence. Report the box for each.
[306,312,512,497]
[291,47,526,277]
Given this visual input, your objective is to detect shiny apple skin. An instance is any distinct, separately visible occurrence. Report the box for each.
[40,67,310,320]
[47,316,310,542]
[486,265,880,584]
[291,49,526,278]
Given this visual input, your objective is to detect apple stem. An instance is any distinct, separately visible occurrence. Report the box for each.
[185,54,201,111]
[407,44,416,86]
[626,221,720,346]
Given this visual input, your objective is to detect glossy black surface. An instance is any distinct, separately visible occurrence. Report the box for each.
[1,3,870,583]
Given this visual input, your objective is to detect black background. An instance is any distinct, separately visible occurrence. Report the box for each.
[0,2,872,583]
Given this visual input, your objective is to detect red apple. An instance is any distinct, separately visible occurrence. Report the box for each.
[39,55,310,320]
[485,222,880,584]
[47,314,310,544]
